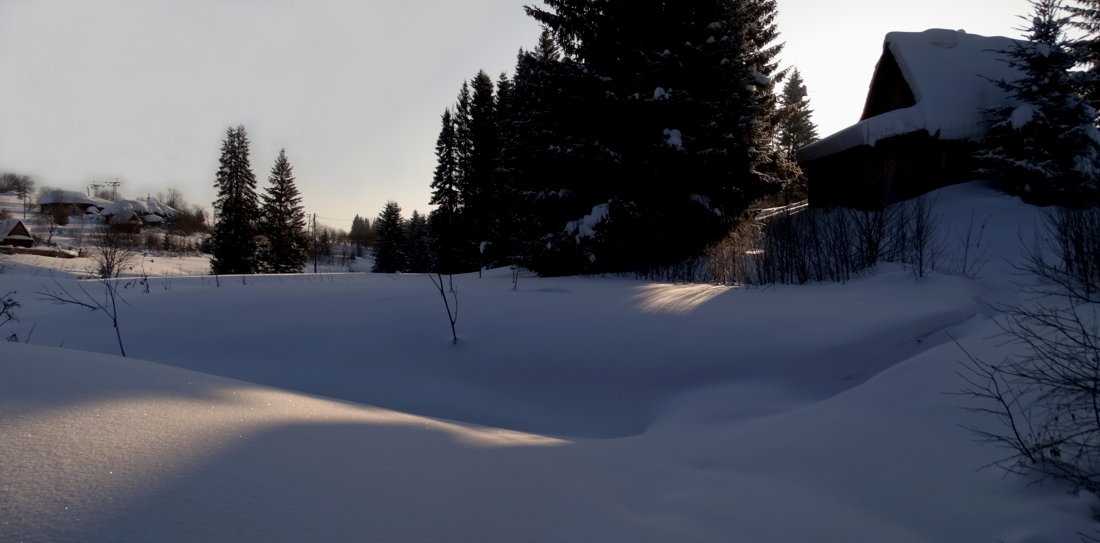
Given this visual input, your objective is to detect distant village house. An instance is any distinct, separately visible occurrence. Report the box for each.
[37,190,111,217]
[0,219,33,248]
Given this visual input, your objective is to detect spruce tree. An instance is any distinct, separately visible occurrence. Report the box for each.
[258,149,309,273]
[981,0,1100,205]
[349,214,370,253]
[1068,0,1100,109]
[465,70,500,266]
[404,210,433,272]
[430,109,461,216]
[372,201,406,273]
[777,68,819,157]
[210,125,260,275]
[429,107,469,273]
[521,0,792,273]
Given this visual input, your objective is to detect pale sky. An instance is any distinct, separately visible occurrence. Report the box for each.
[0,0,1032,228]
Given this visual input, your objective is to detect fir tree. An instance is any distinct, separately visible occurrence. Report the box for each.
[981,0,1100,205]
[258,149,309,273]
[521,0,792,273]
[372,201,406,273]
[404,210,433,272]
[454,82,474,194]
[465,70,500,266]
[1068,0,1100,109]
[429,107,474,273]
[210,125,260,275]
[777,68,819,158]
[430,109,460,216]
[349,214,371,253]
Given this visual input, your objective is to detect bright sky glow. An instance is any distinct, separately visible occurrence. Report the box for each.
[0,0,1032,228]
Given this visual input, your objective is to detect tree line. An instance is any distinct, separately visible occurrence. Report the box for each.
[370,0,818,277]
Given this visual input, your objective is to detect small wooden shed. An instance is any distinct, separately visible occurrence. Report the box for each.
[0,219,33,247]
[798,29,1024,209]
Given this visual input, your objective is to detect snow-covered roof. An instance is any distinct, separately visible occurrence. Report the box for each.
[799,29,1023,162]
[102,198,176,219]
[37,190,102,207]
[144,198,178,217]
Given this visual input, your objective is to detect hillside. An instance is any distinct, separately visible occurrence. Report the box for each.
[0,181,1095,542]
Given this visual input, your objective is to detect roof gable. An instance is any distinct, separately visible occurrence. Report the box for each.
[799,28,1025,162]
[0,219,31,238]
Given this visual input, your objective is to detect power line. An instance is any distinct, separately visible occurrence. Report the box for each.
[314,215,353,223]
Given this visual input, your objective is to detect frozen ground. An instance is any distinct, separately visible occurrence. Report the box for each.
[1,181,1096,542]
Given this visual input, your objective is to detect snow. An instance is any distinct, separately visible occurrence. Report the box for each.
[664,128,684,149]
[564,202,610,242]
[1010,103,1036,129]
[102,198,177,220]
[36,189,101,207]
[0,182,1096,541]
[799,29,1023,161]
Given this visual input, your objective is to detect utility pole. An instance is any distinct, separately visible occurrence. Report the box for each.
[312,213,318,274]
[105,180,121,200]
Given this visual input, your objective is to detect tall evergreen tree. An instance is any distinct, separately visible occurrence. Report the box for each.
[349,214,371,253]
[777,68,819,157]
[465,70,500,266]
[981,0,1100,205]
[258,149,309,273]
[1068,0,1100,109]
[429,107,474,273]
[430,109,461,216]
[404,210,433,272]
[372,201,406,273]
[453,82,474,193]
[520,0,792,273]
[210,125,260,275]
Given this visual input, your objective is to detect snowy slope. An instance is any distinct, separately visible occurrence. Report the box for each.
[0,181,1096,542]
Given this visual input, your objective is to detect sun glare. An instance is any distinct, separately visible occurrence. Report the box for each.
[632,283,732,315]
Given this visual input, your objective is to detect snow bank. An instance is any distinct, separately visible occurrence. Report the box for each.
[0,182,1092,542]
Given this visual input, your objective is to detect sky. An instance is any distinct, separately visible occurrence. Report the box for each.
[0,0,1032,228]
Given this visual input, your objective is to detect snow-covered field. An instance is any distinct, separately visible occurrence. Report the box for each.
[1,182,1095,542]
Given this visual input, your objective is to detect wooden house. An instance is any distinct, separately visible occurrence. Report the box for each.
[0,219,33,248]
[101,198,178,233]
[797,29,1024,209]
[38,190,110,217]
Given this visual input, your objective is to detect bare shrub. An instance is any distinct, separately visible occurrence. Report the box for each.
[91,226,139,279]
[951,211,991,279]
[36,224,137,357]
[429,273,460,344]
[958,206,1100,499]
[37,206,70,245]
[1026,207,1100,303]
[1,291,18,328]
[957,299,1100,494]
[903,196,944,278]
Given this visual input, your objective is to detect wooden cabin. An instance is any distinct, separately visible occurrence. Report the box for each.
[0,219,33,248]
[798,29,1024,209]
[38,190,109,217]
